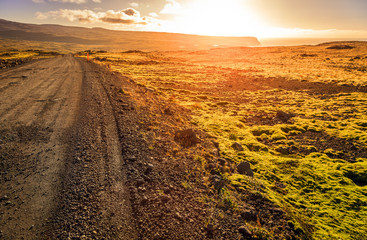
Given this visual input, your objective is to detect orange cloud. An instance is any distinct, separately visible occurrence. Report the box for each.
[36,8,156,25]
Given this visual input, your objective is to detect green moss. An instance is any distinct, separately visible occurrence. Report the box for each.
[271,132,287,141]
[281,124,306,134]
[95,49,367,239]
[229,133,237,140]
[245,141,268,152]
[251,126,274,136]
[342,162,367,186]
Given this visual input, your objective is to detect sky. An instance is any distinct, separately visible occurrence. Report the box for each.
[0,0,367,39]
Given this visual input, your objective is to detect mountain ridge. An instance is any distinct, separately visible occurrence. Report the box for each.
[0,19,261,51]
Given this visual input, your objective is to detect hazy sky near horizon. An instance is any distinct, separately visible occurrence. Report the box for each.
[1,0,367,38]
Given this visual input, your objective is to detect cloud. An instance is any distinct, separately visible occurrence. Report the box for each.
[149,12,159,17]
[122,8,138,16]
[160,0,182,14]
[35,11,48,20]
[129,2,139,8]
[36,9,98,22]
[100,9,148,25]
[36,8,157,26]
[33,0,101,3]
[48,0,87,4]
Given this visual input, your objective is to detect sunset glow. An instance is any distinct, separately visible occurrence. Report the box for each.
[168,0,264,37]
[1,0,367,40]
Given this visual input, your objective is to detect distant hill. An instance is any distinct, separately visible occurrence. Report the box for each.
[0,19,260,51]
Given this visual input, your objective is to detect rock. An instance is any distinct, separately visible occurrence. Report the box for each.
[140,196,148,205]
[218,158,227,166]
[237,162,254,177]
[206,223,215,232]
[211,149,219,156]
[209,174,225,190]
[160,195,170,203]
[174,129,199,147]
[275,146,289,155]
[127,156,136,162]
[241,210,257,221]
[275,110,295,123]
[138,187,146,192]
[145,87,155,93]
[207,163,216,170]
[136,179,144,187]
[275,181,286,189]
[238,225,252,237]
[163,187,171,194]
[164,108,173,115]
[145,163,154,174]
[175,212,183,221]
[231,142,244,151]
[271,208,284,214]
[0,195,9,201]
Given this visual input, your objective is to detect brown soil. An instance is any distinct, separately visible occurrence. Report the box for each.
[259,130,367,162]
[151,67,367,108]
[0,56,299,239]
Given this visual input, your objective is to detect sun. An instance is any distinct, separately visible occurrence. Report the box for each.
[176,0,265,37]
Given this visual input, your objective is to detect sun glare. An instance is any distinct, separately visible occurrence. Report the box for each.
[176,0,265,37]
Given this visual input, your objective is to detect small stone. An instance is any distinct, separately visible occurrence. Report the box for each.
[0,195,9,201]
[238,225,252,237]
[164,108,173,115]
[145,87,155,92]
[209,174,225,190]
[272,208,283,214]
[207,163,216,170]
[237,162,254,177]
[140,196,148,205]
[211,149,219,156]
[161,195,170,203]
[163,187,171,194]
[138,187,146,192]
[175,212,183,221]
[231,142,244,151]
[136,179,144,187]
[275,181,286,189]
[218,158,226,166]
[206,223,215,232]
[145,163,154,174]
[241,210,257,221]
[127,156,136,162]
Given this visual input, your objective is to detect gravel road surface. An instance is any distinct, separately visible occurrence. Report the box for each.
[0,55,136,239]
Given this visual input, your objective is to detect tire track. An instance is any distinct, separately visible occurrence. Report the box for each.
[0,57,70,121]
[0,55,83,240]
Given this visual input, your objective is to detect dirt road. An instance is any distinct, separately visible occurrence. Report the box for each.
[0,56,136,239]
